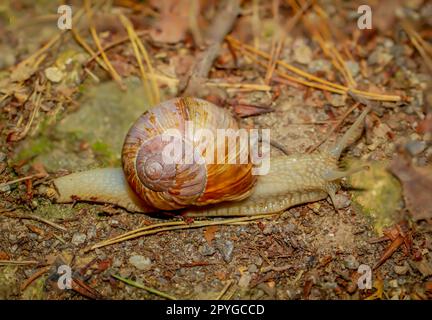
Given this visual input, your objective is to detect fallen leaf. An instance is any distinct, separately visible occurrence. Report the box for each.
[0,251,10,260]
[389,157,432,221]
[203,226,218,244]
[233,104,274,118]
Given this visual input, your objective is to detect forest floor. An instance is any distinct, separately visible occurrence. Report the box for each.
[0,0,432,300]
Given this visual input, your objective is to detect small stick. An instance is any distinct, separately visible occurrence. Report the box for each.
[227,36,402,101]
[21,266,51,291]
[215,280,233,300]
[182,0,241,96]
[112,275,177,300]
[1,212,67,232]
[0,173,46,189]
[307,102,360,153]
[88,214,277,251]
[0,260,39,266]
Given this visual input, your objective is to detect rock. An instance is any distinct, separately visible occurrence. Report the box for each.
[217,240,234,263]
[238,272,252,288]
[86,226,97,240]
[284,223,297,233]
[129,255,152,271]
[251,256,263,266]
[368,48,393,66]
[112,257,123,268]
[248,264,258,273]
[293,40,312,65]
[405,140,427,156]
[394,263,409,275]
[329,94,346,107]
[344,255,359,270]
[346,61,360,77]
[263,223,274,235]
[71,232,86,246]
[44,67,65,83]
[333,194,351,209]
[198,243,215,256]
[411,260,432,277]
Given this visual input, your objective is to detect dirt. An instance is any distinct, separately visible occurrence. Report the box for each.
[1,0,432,300]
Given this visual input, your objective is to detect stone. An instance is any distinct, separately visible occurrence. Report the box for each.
[129,255,152,271]
[71,232,86,246]
[217,240,234,263]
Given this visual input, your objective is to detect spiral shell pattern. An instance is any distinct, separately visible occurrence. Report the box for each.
[122,97,256,211]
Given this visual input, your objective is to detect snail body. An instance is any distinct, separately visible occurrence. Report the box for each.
[53,97,369,216]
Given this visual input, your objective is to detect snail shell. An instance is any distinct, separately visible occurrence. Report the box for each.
[121,97,257,211]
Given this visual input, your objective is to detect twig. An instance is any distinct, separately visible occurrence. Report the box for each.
[206,82,271,91]
[307,102,360,153]
[88,214,277,251]
[21,266,51,290]
[112,275,177,300]
[261,264,291,272]
[0,260,39,266]
[84,0,125,89]
[1,212,67,232]
[0,173,46,189]
[119,14,160,105]
[182,0,241,96]
[215,280,233,300]
[86,30,148,65]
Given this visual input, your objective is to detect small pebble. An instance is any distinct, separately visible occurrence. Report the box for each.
[217,240,234,263]
[394,263,409,275]
[329,94,346,107]
[129,255,152,271]
[263,224,274,235]
[333,194,351,209]
[238,272,252,288]
[293,41,312,65]
[248,264,258,273]
[199,243,215,256]
[71,232,86,246]
[44,67,64,83]
[344,255,359,270]
[405,140,427,156]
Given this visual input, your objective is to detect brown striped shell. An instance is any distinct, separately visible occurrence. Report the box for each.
[122,97,257,211]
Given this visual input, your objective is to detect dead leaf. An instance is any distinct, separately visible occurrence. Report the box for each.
[0,251,10,260]
[203,225,218,244]
[389,157,432,221]
[233,104,274,118]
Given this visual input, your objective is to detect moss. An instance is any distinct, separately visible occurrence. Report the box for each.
[15,135,54,162]
[22,276,47,300]
[91,140,119,166]
[0,266,18,299]
[347,159,403,235]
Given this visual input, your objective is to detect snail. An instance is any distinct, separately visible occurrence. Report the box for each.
[52,97,369,217]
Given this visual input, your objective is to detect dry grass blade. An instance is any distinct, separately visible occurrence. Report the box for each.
[119,14,160,105]
[84,0,125,90]
[1,211,67,232]
[88,214,277,251]
[72,29,109,73]
[227,36,402,101]
[402,19,432,72]
[307,102,360,153]
[112,275,177,300]
[0,260,39,266]
[215,280,233,300]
